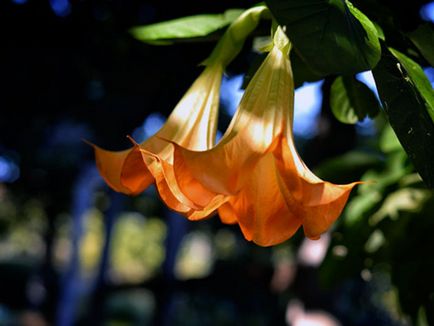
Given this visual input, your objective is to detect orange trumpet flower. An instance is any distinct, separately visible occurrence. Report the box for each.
[91,61,223,198]
[91,6,269,210]
[163,27,359,246]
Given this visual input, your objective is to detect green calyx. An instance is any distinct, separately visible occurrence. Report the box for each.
[205,5,271,67]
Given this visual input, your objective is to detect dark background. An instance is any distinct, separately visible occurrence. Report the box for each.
[0,0,433,325]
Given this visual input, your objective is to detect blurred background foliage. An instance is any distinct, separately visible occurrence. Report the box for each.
[1,0,434,325]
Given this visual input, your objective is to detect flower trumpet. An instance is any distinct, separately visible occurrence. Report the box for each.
[91,6,270,214]
[168,27,360,246]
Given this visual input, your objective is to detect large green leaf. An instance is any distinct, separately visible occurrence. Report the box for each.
[291,51,323,87]
[265,0,381,76]
[330,75,380,124]
[408,24,434,67]
[372,47,434,188]
[380,124,402,153]
[389,48,434,122]
[130,9,244,44]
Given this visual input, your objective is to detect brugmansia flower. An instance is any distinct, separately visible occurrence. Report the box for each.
[91,6,270,213]
[163,27,360,246]
[91,62,223,197]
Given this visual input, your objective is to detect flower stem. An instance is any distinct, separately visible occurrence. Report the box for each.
[204,5,271,67]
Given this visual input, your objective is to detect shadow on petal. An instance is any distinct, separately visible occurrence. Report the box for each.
[91,143,153,195]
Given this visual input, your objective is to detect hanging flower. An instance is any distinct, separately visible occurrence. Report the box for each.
[162,27,360,246]
[91,6,269,215]
[91,61,223,199]
[91,6,269,209]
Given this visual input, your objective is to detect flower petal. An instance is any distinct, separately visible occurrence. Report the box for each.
[274,136,359,240]
[217,203,238,224]
[172,45,293,201]
[143,144,230,220]
[92,144,153,195]
[140,147,208,214]
[223,152,302,246]
[154,64,223,152]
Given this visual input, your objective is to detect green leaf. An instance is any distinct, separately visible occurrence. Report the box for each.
[330,75,380,124]
[379,124,402,153]
[408,24,434,67]
[291,52,323,88]
[130,9,244,44]
[417,307,429,326]
[389,48,434,122]
[373,22,385,41]
[370,188,431,225]
[358,151,409,195]
[265,0,381,76]
[345,191,382,226]
[372,47,434,188]
[344,151,409,226]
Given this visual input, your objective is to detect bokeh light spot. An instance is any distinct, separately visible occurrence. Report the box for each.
[131,113,166,143]
[0,156,20,183]
[175,231,214,280]
[49,0,71,17]
[420,1,434,22]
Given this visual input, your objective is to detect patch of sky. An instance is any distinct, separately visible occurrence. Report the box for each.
[131,113,166,143]
[355,70,380,137]
[356,70,379,100]
[49,0,71,17]
[424,67,434,87]
[420,1,434,23]
[215,130,223,143]
[0,156,20,183]
[220,74,244,116]
[293,80,324,138]
[221,74,324,139]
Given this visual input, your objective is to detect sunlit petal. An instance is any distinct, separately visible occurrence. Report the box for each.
[173,40,292,199]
